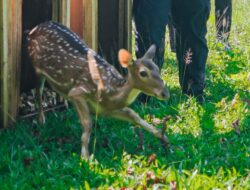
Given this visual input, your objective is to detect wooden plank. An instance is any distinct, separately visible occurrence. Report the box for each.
[52,0,59,22]
[0,0,8,128]
[70,0,84,38]
[9,0,22,124]
[98,0,119,65]
[52,0,70,27]
[21,0,53,93]
[118,0,125,49]
[7,0,22,127]
[125,0,132,52]
[0,0,22,128]
[83,0,98,50]
[59,0,71,27]
[118,0,132,51]
[97,0,131,74]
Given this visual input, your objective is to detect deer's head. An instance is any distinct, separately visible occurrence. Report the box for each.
[119,45,170,100]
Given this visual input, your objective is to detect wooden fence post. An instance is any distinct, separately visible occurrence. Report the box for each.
[97,0,132,73]
[0,0,22,128]
[126,0,132,52]
[52,0,71,27]
[60,0,71,27]
[118,0,132,52]
[83,0,98,51]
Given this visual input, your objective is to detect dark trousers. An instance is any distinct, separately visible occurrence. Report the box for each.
[169,0,232,52]
[133,0,210,96]
[215,0,232,42]
[133,0,170,69]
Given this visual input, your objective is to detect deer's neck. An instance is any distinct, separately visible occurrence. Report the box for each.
[112,72,141,106]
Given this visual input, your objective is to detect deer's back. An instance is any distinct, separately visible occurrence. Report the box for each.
[26,21,125,98]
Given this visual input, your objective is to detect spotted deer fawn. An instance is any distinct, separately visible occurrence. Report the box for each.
[27,21,170,158]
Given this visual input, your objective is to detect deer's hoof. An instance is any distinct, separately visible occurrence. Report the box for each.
[81,147,90,160]
[161,135,170,146]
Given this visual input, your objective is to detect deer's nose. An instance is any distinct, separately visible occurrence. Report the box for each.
[161,89,170,100]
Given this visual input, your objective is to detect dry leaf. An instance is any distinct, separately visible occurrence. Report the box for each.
[170,181,177,190]
[148,154,156,164]
[146,171,156,181]
[151,118,162,125]
[162,116,171,135]
[23,157,34,166]
[154,177,165,184]
[126,167,134,175]
[232,119,240,135]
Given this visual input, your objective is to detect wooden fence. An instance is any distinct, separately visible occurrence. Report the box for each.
[0,0,132,128]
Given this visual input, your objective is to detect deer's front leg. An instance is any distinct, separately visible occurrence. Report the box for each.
[110,107,169,144]
[72,97,92,158]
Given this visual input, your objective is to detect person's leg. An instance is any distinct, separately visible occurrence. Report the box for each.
[133,0,171,69]
[133,0,171,103]
[168,14,176,53]
[215,0,232,42]
[172,0,210,101]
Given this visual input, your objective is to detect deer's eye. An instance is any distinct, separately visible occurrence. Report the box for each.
[139,70,148,78]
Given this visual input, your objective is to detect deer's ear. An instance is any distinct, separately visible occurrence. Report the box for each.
[118,49,132,68]
[143,44,156,60]
[68,86,88,97]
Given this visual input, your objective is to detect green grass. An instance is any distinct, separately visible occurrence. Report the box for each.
[1,0,250,189]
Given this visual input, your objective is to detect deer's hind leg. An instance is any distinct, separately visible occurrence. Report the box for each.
[72,97,92,159]
[35,77,45,124]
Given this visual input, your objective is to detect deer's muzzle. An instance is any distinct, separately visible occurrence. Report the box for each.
[156,88,170,100]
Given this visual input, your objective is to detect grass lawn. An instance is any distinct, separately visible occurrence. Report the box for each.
[0,0,249,189]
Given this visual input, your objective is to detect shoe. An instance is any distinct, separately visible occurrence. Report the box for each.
[217,39,231,51]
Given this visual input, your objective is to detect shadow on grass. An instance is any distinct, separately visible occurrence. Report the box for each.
[223,50,245,76]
